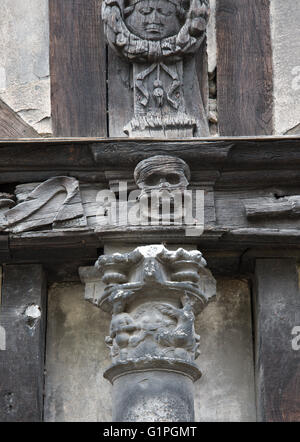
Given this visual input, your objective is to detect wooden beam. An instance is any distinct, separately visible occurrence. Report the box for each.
[254,259,300,421]
[0,265,47,422]
[1,137,300,184]
[49,0,107,137]
[216,0,273,135]
[0,99,40,138]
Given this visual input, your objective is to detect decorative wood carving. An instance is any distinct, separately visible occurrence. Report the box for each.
[134,155,191,223]
[81,245,216,383]
[102,0,210,137]
[0,177,87,233]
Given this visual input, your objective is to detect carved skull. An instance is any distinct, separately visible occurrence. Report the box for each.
[134,155,191,222]
[134,155,190,192]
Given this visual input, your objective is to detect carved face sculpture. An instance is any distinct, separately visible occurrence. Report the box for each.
[124,0,183,40]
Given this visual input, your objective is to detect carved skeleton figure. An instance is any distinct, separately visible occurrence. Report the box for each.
[134,155,191,222]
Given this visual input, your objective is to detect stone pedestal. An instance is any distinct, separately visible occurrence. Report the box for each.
[81,245,216,422]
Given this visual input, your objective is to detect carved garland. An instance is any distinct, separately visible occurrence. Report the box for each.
[102,0,210,63]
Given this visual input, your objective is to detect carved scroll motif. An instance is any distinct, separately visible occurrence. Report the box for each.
[81,245,216,383]
[102,0,210,137]
[0,176,87,233]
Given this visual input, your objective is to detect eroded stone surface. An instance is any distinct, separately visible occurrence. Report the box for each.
[44,278,256,422]
[194,279,256,422]
[44,283,112,422]
[271,0,300,134]
[0,0,51,135]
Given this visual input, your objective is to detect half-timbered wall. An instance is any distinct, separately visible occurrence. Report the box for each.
[1,0,300,423]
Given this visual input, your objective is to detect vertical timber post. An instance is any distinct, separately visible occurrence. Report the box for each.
[254,259,300,422]
[0,265,47,422]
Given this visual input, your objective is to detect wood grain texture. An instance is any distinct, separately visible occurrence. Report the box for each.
[195,38,209,117]
[0,99,40,138]
[49,0,107,137]
[0,235,9,261]
[216,0,273,136]
[0,265,47,422]
[1,137,300,185]
[254,259,300,421]
[107,47,133,137]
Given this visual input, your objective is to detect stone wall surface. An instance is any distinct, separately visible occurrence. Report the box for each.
[44,283,112,422]
[195,279,256,422]
[271,0,300,134]
[0,0,51,135]
[44,278,256,422]
[207,0,216,75]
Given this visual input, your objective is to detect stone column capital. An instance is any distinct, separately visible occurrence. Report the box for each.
[82,245,215,383]
[80,245,216,421]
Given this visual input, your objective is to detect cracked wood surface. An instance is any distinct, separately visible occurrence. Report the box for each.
[49,0,107,137]
[0,137,300,265]
[0,265,46,422]
[217,0,273,136]
[254,259,300,421]
[0,99,41,138]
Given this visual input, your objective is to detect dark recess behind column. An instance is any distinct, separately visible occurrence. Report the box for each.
[216,0,273,136]
[49,0,107,137]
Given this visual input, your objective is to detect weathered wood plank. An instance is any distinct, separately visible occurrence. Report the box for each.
[216,0,273,135]
[49,0,107,137]
[0,265,47,422]
[107,47,133,137]
[0,136,300,170]
[254,259,300,421]
[0,235,9,262]
[1,137,300,174]
[0,99,40,138]
[195,38,209,117]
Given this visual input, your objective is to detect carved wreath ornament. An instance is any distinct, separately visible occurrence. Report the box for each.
[102,0,210,63]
